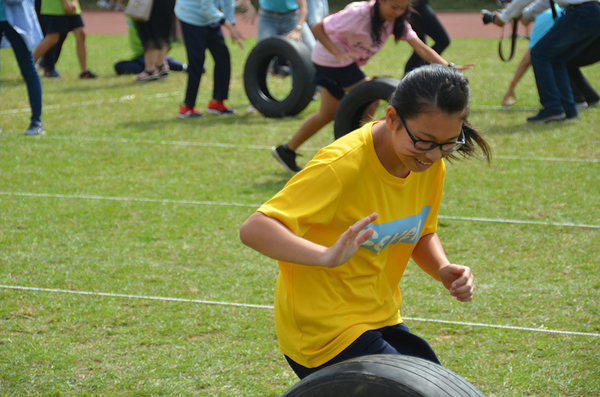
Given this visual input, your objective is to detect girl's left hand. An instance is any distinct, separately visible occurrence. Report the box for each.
[451,63,476,70]
[439,264,474,302]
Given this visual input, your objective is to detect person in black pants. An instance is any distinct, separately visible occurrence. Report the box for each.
[404,0,450,75]
[567,35,600,108]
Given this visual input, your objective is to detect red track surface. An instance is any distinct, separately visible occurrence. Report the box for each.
[82,10,500,39]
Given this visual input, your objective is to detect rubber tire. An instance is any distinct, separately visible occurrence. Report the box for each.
[333,77,400,140]
[281,355,486,397]
[244,36,316,118]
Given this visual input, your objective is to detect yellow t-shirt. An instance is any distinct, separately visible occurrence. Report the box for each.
[258,122,446,368]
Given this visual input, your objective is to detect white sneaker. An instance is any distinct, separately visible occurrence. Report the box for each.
[97,0,110,8]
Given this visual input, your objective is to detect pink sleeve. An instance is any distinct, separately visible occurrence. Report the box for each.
[402,21,417,41]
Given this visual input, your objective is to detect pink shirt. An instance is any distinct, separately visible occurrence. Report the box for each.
[311,0,417,68]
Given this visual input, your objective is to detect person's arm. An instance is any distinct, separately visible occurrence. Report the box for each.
[493,0,538,26]
[502,48,531,106]
[285,0,308,41]
[311,21,361,63]
[406,37,474,70]
[240,211,378,268]
[411,233,474,302]
[62,0,75,15]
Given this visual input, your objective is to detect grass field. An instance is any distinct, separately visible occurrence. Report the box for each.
[1,34,599,397]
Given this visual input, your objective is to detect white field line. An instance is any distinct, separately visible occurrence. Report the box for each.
[2,90,598,115]
[0,92,178,115]
[39,136,600,163]
[1,191,599,229]
[2,285,598,338]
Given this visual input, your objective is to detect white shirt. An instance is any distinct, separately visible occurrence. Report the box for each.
[500,0,599,22]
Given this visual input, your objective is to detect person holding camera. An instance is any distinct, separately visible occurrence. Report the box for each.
[489,0,600,122]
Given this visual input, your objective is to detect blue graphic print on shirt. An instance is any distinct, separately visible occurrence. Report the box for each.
[361,206,431,254]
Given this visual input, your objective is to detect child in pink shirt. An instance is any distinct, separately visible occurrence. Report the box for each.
[272,0,473,173]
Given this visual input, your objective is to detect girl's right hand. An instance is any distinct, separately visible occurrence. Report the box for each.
[335,51,361,64]
[321,213,378,268]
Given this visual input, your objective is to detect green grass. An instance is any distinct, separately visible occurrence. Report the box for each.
[1,34,599,396]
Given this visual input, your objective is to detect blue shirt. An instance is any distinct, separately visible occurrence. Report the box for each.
[528,6,564,48]
[259,0,299,13]
[175,0,235,27]
[1,0,7,22]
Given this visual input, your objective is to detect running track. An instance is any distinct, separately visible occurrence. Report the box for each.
[82,10,501,39]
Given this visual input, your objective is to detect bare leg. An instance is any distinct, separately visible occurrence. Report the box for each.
[72,27,88,71]
[33,33,61,63]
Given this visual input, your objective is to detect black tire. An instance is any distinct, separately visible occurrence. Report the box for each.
[244,36,316,118]
[333,77,400,140]
[282,355,486,397]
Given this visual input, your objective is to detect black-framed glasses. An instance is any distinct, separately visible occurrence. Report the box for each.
[399,115,465,152]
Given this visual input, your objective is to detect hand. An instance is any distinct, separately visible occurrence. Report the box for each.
[335,51,361,64]
[502,88,518,107]
[224,21,246,49]
[492,12,505,27]
[321,213,378,268]
[451,63,476,71]
[285,29,303,41]
[439,264,474,302]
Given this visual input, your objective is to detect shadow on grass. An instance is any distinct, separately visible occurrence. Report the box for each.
[471,109,575,136]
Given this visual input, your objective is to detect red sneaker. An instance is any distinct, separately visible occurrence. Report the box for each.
[206,100,237,116]
[177,105,203,119]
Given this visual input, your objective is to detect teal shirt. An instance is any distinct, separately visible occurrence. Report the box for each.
[0,0,7,22]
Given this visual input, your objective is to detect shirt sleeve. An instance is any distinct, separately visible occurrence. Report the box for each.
[258,163,343,237]
[499,0,537,22]
[402,20,417,41]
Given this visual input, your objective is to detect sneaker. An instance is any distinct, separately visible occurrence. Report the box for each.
[97,0,110,8]
[271,144,302,173]
[587,100,600,108]
[575,101,588,109]
[565,110,581,120]
[526,110,566,123]
[79,69,98,79]
[24,123,45,136]
[206,100,237,116]
[114,5,125,11]
[178,105,203,119]
[44,69,61,78]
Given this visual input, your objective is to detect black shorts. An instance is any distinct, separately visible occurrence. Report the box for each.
[41,14,84,36]
[311,63,367,100]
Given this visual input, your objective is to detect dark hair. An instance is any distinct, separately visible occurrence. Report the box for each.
[371,0,413,45]
[389,65,491,162]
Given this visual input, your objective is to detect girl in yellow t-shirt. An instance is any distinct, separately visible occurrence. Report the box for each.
[240,64,491,379]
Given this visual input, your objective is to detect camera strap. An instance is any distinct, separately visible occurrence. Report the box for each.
[498,19,518,62]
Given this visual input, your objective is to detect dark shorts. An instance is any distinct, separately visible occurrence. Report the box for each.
[41,14,84,36]
[311,63,367,100]
[285,322,440,379]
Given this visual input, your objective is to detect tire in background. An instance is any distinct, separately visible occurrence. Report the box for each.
[244,36,316,118]
[282,355,486,397]
[333,77,400,140]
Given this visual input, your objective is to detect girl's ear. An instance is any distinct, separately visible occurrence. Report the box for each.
[385,106,399,131]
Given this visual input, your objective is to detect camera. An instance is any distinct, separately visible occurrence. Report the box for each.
[482,0,512,24]
[482,9,496,24]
